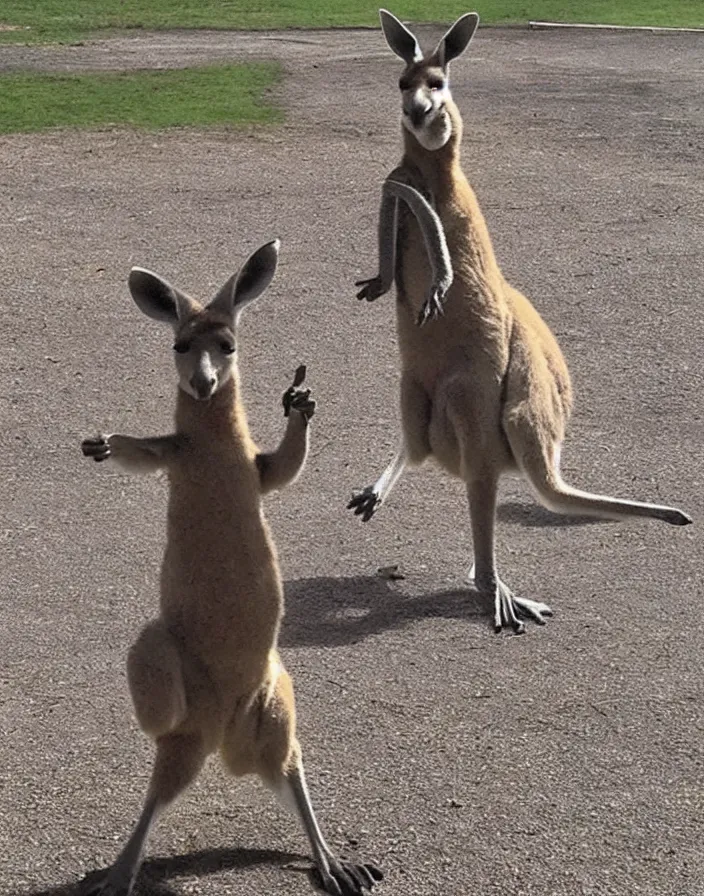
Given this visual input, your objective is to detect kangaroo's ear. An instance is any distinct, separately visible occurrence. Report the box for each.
[379,9,423,64]
[433,12,479,70]
[208,239,280,318]
[128,268,198,325]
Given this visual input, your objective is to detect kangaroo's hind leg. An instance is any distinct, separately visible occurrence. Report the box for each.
[465,470,553,634]
[223,655,383,895]
[435,371,552,633]
[85,621,207,896]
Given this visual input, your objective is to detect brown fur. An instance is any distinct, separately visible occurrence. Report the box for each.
[395,99,572,480]
[353,17,691,632]
[82,249,382,895]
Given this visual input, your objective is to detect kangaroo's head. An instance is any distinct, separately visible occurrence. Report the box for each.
[379,9,479,152]
[127,240,280,401]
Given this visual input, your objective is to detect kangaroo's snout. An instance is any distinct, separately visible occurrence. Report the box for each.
[190,373,217,400]
[403,90,432,128]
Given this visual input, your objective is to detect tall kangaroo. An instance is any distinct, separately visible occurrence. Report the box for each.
[350,10,692,633]
[81,241,382,896]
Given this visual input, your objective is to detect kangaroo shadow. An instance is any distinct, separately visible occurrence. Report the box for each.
[497,499,608,528]
[281,574,492,650]
[22,846,308,896]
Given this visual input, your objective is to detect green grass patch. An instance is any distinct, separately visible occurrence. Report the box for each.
[0,62,282,133]
[0,1,703,43]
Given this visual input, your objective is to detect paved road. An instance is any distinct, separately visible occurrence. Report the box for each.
[1,24,702,896]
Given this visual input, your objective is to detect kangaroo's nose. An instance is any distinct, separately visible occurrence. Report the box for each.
[404,90,432,127]
[191,374,216,400]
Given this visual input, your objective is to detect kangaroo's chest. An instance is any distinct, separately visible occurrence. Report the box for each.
[395,179,469,295]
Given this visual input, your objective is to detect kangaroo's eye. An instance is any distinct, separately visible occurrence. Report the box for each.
[220,342,235,355]
[173,342,190,354]
[428,79,444,91]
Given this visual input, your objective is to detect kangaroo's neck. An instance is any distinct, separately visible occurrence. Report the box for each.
[402,101,501,281]
[401,100,466,197]
[174,375,250,443]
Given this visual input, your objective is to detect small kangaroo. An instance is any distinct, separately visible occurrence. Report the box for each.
[81,240,382,896]
[350,10,692,633]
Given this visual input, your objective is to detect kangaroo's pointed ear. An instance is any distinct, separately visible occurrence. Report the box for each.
[379,9,423,64]
[128,268,198,325]
[208,239,280,318]
[433,12,479,70]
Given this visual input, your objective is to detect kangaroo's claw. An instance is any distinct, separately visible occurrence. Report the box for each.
[310,860,383,895]
[291,364,307,388]
[417,286,446,326]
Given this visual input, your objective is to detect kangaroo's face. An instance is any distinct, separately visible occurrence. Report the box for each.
[127,240,280,401]
[379,9,479,151]
[172,313,237,401]
[399,63,452,151]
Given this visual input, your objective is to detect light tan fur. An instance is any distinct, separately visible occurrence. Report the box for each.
[81,242,382,896]
[351,11,691,633]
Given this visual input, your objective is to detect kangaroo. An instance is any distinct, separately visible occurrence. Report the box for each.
[349,10,692,634]
[81,240,382,896]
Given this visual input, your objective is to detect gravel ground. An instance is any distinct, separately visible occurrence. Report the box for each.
[0,24,702,896]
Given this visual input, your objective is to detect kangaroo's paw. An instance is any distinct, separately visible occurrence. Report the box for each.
[310,860,383,896]
[81,435,111,462]
[347,486,382,522]
[491,579,553,634]
[282,365,316,422]
[417,286,446,326]
[284,388,316,421]
[355,275,384,302]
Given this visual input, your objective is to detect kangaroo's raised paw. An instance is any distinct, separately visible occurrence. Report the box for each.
[417,286,447,326]
[282,365,316,421]
[310,860,383,895]
[81,435,111,462]
[347,486,382,522]
[283,388,316,421]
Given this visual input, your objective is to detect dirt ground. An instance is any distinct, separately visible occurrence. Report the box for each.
[1,23,702,896]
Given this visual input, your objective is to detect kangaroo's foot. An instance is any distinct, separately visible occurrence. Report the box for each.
[491,578,553,634]
[471,568,552,633]
[81,868,136,896]
[347,485,382,522]
[310,859,384,896]
[275,757,383,896]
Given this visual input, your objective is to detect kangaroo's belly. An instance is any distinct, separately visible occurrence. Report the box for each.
[158,461,283,681]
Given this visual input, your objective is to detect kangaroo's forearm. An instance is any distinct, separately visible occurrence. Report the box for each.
[375,189,399,294]
[385,179,453,293]
[256,415,310,494]
[109,434,184,474]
